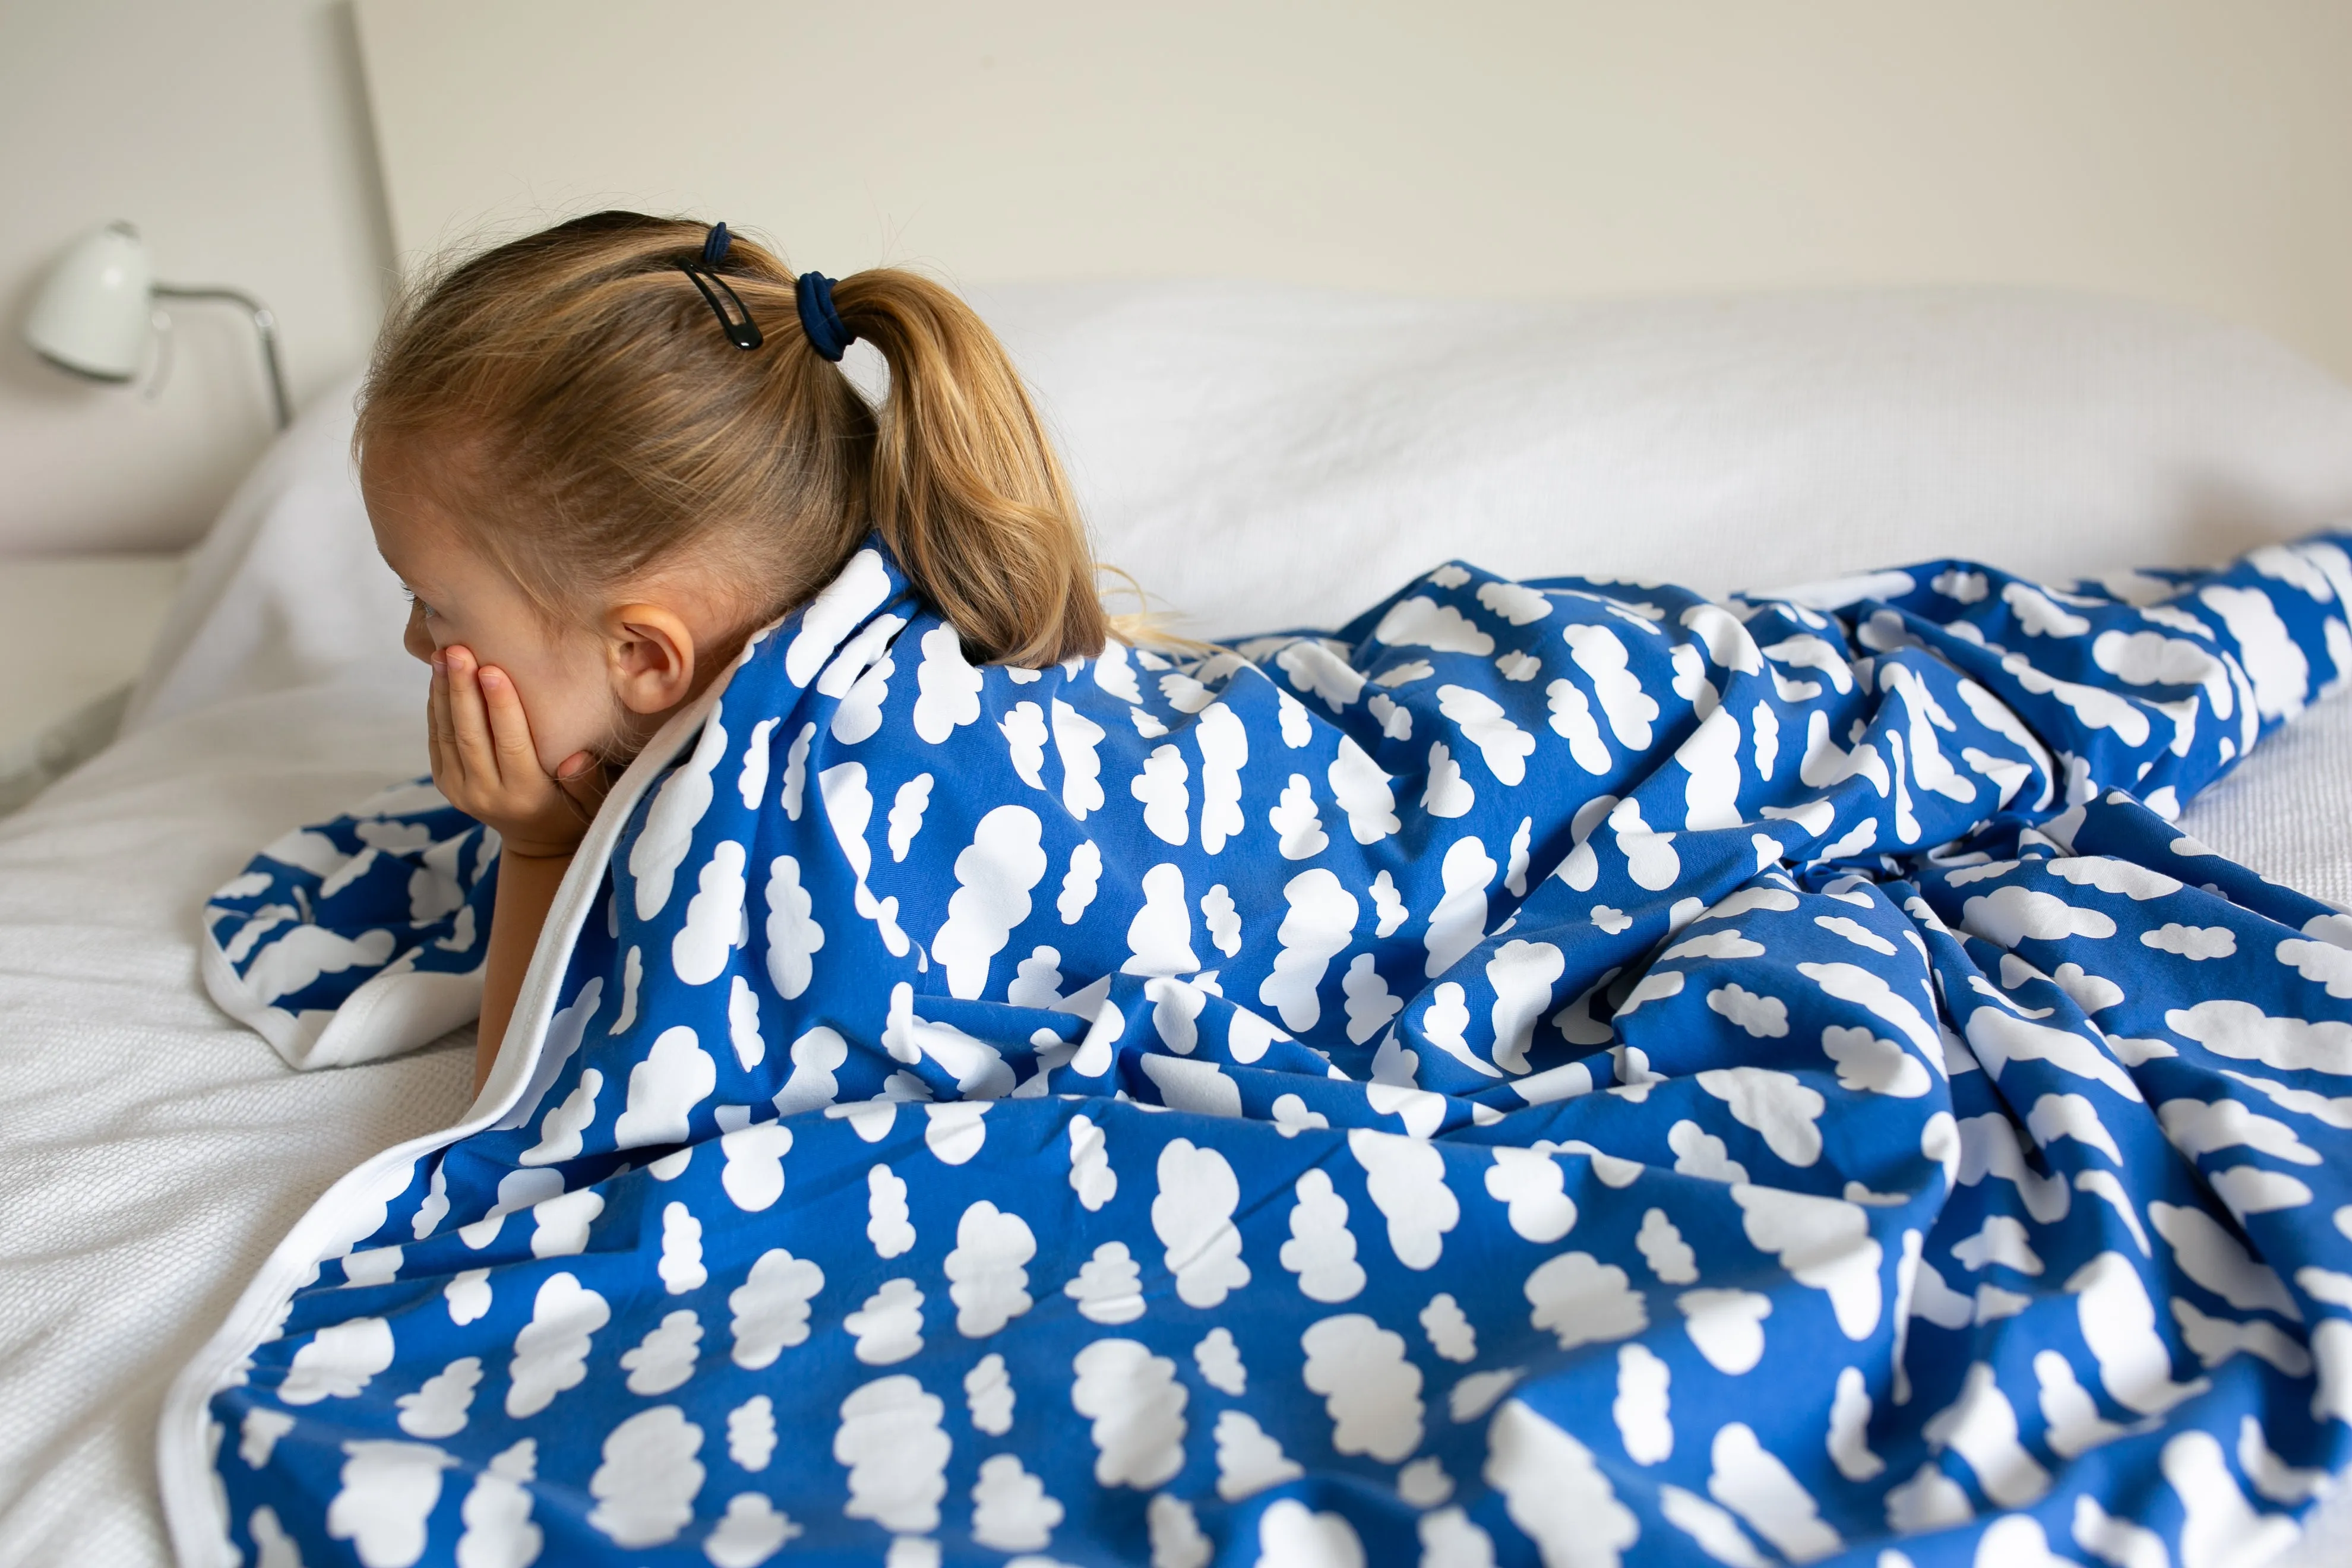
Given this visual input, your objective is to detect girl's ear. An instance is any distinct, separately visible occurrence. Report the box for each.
[604,604,698,715]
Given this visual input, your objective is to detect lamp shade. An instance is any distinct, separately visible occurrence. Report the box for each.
[24,222,153,381]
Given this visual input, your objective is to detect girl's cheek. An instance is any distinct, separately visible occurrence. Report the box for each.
[519,682,608,774]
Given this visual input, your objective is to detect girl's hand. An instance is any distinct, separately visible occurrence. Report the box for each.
[428,646,608,858]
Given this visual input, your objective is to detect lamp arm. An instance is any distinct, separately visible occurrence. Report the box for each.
[152,284,292,432]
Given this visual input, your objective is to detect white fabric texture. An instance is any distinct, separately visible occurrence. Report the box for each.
[2184,680,2352,912]
[204,934,483,1071]
[0,687,472,1568]
[122,380,409,734]
[7,280,2352,1565]
[982,282,2352,634]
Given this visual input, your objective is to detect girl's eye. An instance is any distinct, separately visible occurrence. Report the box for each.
[402,587,437,619]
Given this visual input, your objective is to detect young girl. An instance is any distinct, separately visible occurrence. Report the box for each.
[358,211,1108,1089]
[196,209,2352,1566]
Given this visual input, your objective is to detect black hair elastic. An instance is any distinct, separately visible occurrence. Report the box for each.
[796,271,856,362]
[679,222,762,350]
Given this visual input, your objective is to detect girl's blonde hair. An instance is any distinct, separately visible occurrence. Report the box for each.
[357,211,1107,667]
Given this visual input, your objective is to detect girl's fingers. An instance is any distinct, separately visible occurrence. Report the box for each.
[478,666,539,773]
[427,655,452,752]
[423,650,590,852]
[443,648,497,776]
[426,656,453,780]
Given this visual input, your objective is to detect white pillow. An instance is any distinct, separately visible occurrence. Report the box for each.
[983,282,2352,636]
[131,283,2352,724]
[125,372,410,732]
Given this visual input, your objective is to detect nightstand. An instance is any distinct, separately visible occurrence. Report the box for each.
[0,554,186,814]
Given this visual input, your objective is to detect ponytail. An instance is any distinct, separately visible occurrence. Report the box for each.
[832,270,1107,667]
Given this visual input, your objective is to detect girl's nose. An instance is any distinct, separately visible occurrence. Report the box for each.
[403,606,437,663]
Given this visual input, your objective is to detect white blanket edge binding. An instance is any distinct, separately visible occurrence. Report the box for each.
[153,675,726,1566]
[201,932,490,1072]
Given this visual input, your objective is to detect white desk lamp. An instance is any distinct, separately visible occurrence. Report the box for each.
[24,221,292,431]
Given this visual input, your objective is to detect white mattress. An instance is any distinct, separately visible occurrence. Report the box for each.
[0,685,472,1567]
[8,280,2352,1566]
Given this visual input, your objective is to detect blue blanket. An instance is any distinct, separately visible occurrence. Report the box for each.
[184,536,2352,1568]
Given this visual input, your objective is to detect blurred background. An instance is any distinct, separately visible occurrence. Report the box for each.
[3,0,387,557]
[2,0,2350,559]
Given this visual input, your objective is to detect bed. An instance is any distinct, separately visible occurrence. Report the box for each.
[5,276,2352,1565]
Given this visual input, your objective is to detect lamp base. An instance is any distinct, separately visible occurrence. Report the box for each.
[32,349,137,385]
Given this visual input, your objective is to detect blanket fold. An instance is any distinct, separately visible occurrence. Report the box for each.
[182,534,2352,1568]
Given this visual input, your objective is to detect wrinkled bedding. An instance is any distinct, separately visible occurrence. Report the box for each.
[170,535,2352,1567]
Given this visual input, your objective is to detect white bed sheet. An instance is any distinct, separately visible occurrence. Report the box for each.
[0,684,472,1568]
[11,280,2352,1566]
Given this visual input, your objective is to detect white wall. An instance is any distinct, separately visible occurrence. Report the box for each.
[361,0,2352,383]
[0,0,391,556]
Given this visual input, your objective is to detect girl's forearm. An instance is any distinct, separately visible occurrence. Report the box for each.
[475,848,573,1093]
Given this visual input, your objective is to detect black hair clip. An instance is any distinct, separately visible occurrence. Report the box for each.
[679,222,762,350]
